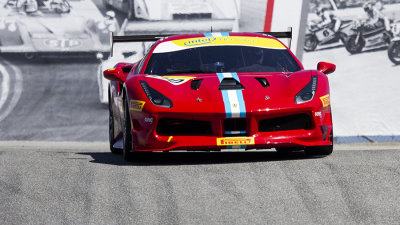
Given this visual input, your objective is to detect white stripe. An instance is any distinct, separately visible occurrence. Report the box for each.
[221,73,233,79]
[221,73,242,118]
[0,59,23,123]
[211,33,222,37]
[0,63,10,111]
[227,90,241,118]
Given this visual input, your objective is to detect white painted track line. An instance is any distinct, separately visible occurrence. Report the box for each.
[0,59,23,123]
[0,62,10,111]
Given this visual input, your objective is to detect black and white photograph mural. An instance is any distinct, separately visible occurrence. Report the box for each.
[3,1,400,224]
[303,0,400,141]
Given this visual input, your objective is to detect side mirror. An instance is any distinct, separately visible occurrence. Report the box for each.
[317,62,336,75]
[103,68,126,83]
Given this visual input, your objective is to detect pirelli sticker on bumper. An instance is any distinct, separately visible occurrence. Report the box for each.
[130,100,145,112]
[320,94,330,107]
[217,137,255,146]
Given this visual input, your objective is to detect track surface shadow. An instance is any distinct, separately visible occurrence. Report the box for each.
[78,151,323,166]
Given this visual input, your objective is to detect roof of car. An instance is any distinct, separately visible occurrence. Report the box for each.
[152,32,288,54]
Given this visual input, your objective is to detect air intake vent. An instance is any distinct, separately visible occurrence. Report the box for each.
[219,78,244,90]
[157,118,212,135]
[255,77,270,87]
[259,114,312,132]
[191,79,203,90]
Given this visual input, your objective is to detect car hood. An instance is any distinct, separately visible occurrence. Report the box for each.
[139,71,313,114]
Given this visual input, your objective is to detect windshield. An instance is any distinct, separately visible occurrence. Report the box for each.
[144,45,301,75]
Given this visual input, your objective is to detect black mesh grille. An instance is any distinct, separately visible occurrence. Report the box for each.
[224,119,246,131]
[223,119,247,137]
[259,114,312,132]
[157,118,212,135]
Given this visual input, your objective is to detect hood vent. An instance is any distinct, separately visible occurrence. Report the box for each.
[255,77,270,87]
[219,78,244,90]
[191,79,203,90]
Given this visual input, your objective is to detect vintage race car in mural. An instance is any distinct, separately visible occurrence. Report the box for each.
[0,0,115,59]
[103,0,240,34]
[103,32,335,161]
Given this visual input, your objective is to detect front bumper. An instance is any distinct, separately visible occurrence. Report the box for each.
[130,106,333,152]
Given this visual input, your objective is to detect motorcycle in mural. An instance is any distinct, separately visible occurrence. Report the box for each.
[304,20,352,52]
[388,21,400,64]
[344,19,392,54]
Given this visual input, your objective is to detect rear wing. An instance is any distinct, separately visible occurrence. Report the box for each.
[110,27,292,56]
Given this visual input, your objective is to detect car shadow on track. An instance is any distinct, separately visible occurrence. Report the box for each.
[78,151,325,166]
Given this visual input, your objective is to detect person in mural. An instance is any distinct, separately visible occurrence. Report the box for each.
[315,6,341,34]
[104,11,119,34]
[16,0,39,14]
[363,2,390,32]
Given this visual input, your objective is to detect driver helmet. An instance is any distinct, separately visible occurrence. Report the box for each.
[105,11,116,19]
[315,7,326,16]
[245,48,264,65]
[363,2,374,13]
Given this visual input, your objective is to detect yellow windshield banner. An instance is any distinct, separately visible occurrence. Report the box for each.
[171,36,286,49]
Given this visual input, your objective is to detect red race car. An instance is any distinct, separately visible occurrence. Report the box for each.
[104,31,335,160]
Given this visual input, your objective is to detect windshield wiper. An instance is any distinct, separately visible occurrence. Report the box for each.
[166,69,215,75]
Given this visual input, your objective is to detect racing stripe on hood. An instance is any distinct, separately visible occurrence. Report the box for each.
[217,72,246,118]
[203,32,230,37]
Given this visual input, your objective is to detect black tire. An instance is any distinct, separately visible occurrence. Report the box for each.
[304,34,318,52]
[109,93,121,154]
[345,35,365,54]
[304,145,333,156]
[127,0,135,20]
[123,97,134,161]
[388,41,400,65]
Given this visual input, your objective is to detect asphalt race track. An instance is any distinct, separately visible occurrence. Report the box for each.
[1,45,400,224]
[0,57,108,141]
[1,142,400,224]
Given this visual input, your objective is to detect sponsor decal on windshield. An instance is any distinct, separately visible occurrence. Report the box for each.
[174,36,285,49]
[217,137,255,146]
[153,35,286,53]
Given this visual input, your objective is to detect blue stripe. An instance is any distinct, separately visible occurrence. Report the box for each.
[221,91,232,118]
[231,73,246,118]
[241,145,247,149]
[217,73,224,82]
[217,73,232,118]
[203,33,213,37]
[225,131,246,134]
[221,32,230,36]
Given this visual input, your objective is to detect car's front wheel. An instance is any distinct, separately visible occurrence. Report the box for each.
[109,94,121,154]
[123,97,134,161]
[304,145,333,156]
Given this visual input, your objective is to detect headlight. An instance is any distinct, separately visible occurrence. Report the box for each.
[295,76,318,104]
[140,81,173,108]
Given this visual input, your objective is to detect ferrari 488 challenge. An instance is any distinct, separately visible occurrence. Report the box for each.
[103,31,336,160]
